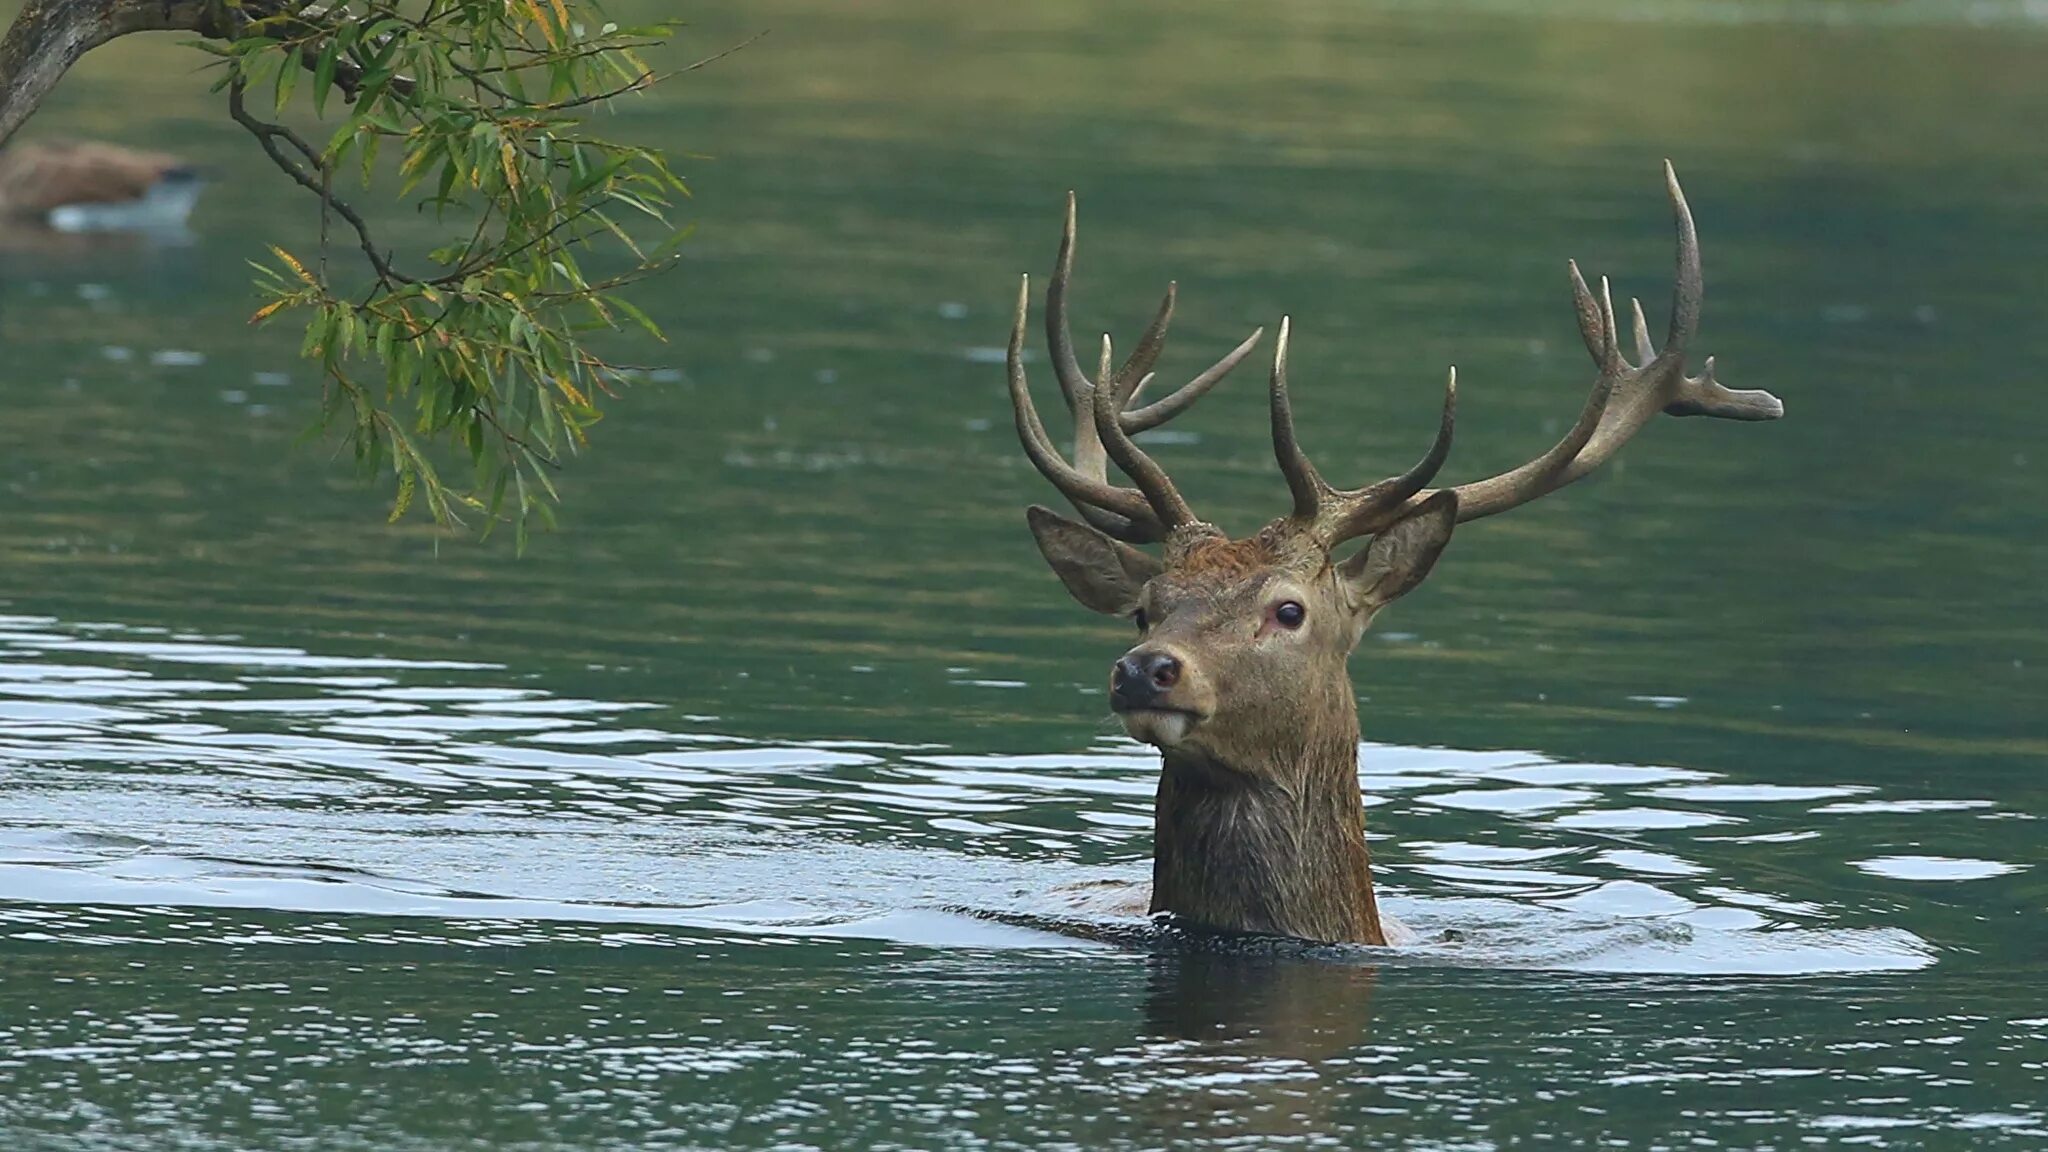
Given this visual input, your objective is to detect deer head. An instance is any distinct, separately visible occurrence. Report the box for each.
[1006,163,1782,946]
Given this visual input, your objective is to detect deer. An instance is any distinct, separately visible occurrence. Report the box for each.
[1006,162,1782,947]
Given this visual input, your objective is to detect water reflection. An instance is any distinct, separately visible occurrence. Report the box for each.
[1124,949,1384,1143]
[1145,946,1380,1051]
[0,222,195,270]
[2,936,2039,1150]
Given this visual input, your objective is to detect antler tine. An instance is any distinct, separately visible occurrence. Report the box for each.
[1044,192,1096,413]
[1269,317,1325,523]
[1006,193,1256,543]
[1323,367,1458,542]
[1568,260,1622,374]
[1664,158,1701,358]
[1408,162,1780,525]
[1096,333,1117,412]
[1267,315,1460,547]
[1112,278,1265,432]
[1123,326,1265,432]
[1630,297,1656,366]
[1047,193,1264,434]
[1113,283,1176,406]
[1599,276,1622,370]
[1094,332,1201,534]
[1007,275,1168,541]
[1434,368,1616,523]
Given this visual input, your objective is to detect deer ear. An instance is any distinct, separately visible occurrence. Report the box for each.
[1339,490,1458,610]
[1026,505,1163,616]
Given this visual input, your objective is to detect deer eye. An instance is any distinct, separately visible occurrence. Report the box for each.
[1133,607,1149,632]
[1274,601,1306,629]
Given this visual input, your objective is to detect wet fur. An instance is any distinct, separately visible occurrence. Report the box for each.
[1029,498,1456,948]
[1143,544,1384,943]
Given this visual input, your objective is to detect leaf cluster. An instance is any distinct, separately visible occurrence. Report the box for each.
[206,0,692,546]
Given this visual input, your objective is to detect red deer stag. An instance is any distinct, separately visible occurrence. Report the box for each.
[1007,163,1782,946]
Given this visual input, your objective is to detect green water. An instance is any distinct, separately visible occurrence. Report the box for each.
[2,0,2044,1147]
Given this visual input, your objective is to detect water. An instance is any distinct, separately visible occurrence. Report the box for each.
[2,0,2045,1147]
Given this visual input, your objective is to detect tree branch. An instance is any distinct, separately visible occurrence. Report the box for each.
[2,0,695,538]
[0,0,420,150]
[225,76,413,288]
[0,0,223,147]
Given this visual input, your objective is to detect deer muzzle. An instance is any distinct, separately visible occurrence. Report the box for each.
[1110,646,1204,747]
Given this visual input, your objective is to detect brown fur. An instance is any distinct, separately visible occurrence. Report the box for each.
[1164,533,1277,578]
[1030,496,1458,947]
[1014,172,1783,947]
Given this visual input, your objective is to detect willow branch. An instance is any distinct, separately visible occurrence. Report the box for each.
[226,76,414,288]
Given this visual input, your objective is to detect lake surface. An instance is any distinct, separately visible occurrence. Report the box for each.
[2,0,2044,1147]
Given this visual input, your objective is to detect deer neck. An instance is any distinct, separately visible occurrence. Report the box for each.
[1147,688,1384,946]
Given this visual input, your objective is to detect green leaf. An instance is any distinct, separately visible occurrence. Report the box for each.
[390,469,417,522]
[273,50,299,113]
[314,41,339,114]
[222,0,707,540]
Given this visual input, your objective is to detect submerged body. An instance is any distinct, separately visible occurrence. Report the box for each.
[0,140,204,232]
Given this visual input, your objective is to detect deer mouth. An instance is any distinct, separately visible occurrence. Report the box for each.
[1113,706,1204,748]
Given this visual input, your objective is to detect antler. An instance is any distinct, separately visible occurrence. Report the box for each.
[1266,161,1782,547]
[1008,193,1264,543]
[1269,317,1459,547]
[1436,161,1782,523]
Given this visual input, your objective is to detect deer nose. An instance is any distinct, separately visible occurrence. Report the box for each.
[1111,649,1182,708]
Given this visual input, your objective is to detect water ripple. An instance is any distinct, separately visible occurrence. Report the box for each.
[0,614,2013,979]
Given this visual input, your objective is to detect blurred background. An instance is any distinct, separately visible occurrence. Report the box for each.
[4,0,2045,758]
[1,1,2044,1148]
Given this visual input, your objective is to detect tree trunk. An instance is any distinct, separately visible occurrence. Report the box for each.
[0,0,219,148]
